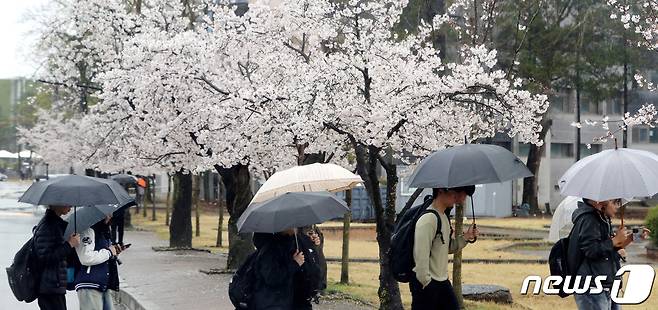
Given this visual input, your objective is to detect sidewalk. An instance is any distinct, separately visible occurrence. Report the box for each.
[116,230,372,310]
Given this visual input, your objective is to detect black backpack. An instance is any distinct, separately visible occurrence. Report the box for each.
[548,237,572,298]
[389,195,451,283]
[6,225,42,303]
[228,249,261,309]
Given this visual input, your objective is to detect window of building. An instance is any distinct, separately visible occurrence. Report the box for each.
[580,144,602,157]
[580,95,602,114]
[632,127,650,143]
[650,128,658,143]
[551,143,574,158]
[606,98,622,115]
[550,93,572,113]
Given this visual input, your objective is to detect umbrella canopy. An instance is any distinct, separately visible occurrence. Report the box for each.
[0,150,18,159]
[111,174,138,186]
[18,175,135,207]
[238,191,349,233]
[548,196,581,242]
[558,148,658,201]
[64,205,118,238]
[251,163,362,204]
[408,144,532,188]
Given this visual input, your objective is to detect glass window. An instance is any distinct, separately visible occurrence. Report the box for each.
[518,143,530,157]
[650,128,658,143]
[551,143,574,158]
[606,98,622,115]
[580,144,602,157]
[633,127,649,143]
[550,93,572,113]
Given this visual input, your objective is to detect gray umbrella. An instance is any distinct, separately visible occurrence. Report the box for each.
[64,205,119,238]
[110,174,137,186]
[18,175,134,207]
[237,191,349,234]
[408,144,532,188]
[407,143,532,236]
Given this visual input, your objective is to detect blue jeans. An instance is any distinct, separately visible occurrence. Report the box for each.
[574,291,620,310]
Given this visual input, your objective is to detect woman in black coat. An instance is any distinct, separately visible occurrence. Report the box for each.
[34,206,80,310]
[250,229,321,310]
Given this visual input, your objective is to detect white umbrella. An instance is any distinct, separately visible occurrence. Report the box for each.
[548,196,581,242]
[251,163,362,204]
[0,150,18,159]
[558,148,658,201]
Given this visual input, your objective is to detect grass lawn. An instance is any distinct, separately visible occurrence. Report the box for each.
[130,207,229,253]
[327,262,658,310]
[132,207,657,309]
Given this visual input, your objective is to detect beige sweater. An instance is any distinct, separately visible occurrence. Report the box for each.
[413,206,467,287]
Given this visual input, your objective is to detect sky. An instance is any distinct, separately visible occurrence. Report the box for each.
[0,0,48,79]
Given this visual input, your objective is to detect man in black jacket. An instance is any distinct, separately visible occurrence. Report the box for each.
[34,205,80,310]
[567,199,632,310]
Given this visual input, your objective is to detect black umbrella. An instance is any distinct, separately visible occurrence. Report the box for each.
[408,144,532,240]
[19,175,135,234]
[238,191,349,233]
[19,175,134,206]
[111,174,137,186]
[64,205,119,238]
[237,192,349,248]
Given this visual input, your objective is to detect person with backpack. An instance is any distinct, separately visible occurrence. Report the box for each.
[73,214,122,310]
[567,198,634,310]
[410,186,479,310]
[34,205,81,310]
[245,229,317,310]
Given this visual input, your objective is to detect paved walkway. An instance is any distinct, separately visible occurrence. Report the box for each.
[117,230,372,310]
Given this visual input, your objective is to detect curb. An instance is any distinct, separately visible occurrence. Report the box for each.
[325,257,547,264]
[114,286,158,310]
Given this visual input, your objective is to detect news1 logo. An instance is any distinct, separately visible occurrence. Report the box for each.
[520,264,656,305]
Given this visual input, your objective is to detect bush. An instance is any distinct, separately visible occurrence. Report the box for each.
[645,206,658,247]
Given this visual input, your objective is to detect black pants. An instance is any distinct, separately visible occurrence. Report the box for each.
[409,278,460,310]
[37,294,66,310]
[111,212,125,245]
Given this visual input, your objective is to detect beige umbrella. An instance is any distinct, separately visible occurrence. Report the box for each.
[251,163,362,204]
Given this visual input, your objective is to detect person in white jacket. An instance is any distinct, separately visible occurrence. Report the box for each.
[74,215,120,310]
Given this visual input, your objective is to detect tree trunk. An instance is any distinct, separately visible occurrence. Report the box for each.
[169,170,192,248]
[353,145,402,310]
[193,174,201,237]
[340,189,352,284]
[452,202,465,308]
[151,174,157,221]
[217,176,225,248]
[522,117,552,215]
[216,164,255,270]
[165,174,171,226]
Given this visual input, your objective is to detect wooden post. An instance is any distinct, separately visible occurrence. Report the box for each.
[453,202,465,308]
[340,189,352,284]
[151,174,157,221]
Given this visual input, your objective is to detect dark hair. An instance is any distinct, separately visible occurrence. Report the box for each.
[432,185,476,199]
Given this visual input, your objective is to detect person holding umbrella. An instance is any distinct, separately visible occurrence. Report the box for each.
[73,214,122,310]
[33,205,80,310]
[567,198,650,310]
[250,228,321,310]
[410,186,479,310]
[234,191,349,309]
